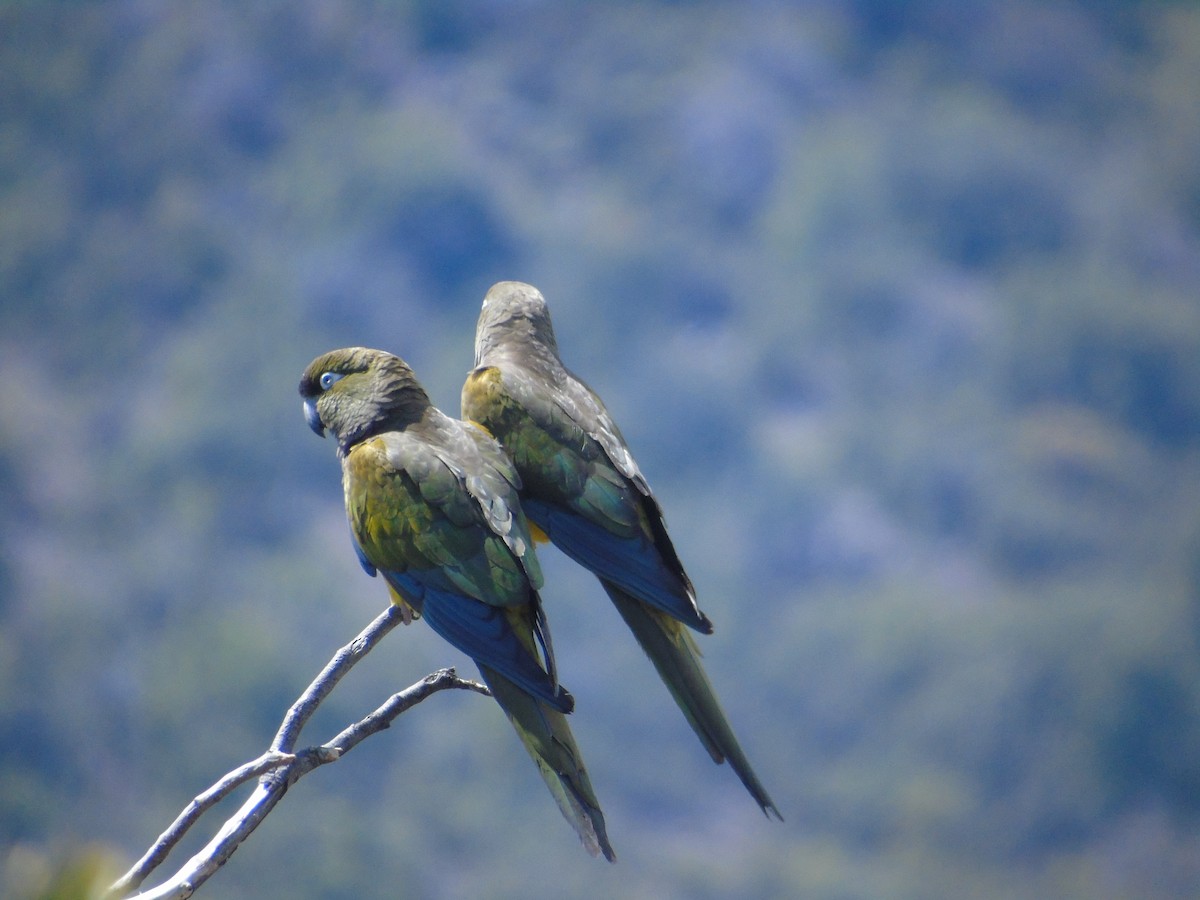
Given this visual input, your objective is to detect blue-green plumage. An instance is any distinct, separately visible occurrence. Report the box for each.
[301,346,614,860]
[464,282,781,821]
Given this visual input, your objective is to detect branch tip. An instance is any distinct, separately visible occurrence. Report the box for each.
[107,605,476,899]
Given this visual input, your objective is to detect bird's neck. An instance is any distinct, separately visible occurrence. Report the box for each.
[478,331,563,375]
[336,397,430,456]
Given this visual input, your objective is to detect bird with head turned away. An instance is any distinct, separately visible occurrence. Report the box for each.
[463,282,782,821]
[300,346,615,861]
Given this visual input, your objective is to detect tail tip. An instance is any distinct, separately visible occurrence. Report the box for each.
[577,817,617,863]
[556,685,576,714]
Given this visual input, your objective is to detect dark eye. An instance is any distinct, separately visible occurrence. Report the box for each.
[319,371,344,390]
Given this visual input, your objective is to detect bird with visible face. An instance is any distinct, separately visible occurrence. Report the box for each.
[301,346,614,860]
[463,282,781,821]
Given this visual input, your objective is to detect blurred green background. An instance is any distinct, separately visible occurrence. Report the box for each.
[3,2,1200,898]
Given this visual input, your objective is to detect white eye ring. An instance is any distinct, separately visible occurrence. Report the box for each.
[319,371,344,390]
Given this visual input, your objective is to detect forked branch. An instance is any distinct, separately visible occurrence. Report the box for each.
[106,605,490,899]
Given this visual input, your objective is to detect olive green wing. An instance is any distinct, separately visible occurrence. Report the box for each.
[466,362,780,820]
[464,363,709,631]
[343,424,614,855]
[342,430,564,708]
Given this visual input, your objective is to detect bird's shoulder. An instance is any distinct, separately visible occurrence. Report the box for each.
[352,415,540,584]
[462,363,507,419]
[342,423,540,595]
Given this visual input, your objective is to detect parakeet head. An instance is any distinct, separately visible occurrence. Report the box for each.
[299,347,430,453]
[474,281,560,365]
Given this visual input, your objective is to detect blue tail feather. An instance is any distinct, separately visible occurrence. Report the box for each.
[523,498,710,633]
[382,571,573,713]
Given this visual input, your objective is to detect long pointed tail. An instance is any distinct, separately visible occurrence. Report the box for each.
[601,579,783,820]
[478,665,616,861]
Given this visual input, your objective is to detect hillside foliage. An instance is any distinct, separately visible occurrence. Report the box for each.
[2,2,1199,898]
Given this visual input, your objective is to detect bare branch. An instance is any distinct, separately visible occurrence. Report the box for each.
[271,603,408,753]
[105,751,296,899]
[106,605,490,899]
[322,666,490,757]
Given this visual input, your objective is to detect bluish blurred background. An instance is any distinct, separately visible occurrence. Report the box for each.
[3,2,1200,897]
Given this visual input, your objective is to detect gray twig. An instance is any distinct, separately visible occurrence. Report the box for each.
[105,606,490,899]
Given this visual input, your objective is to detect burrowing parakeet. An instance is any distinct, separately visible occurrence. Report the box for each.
[300,346,614,860]
[462,283,781,820]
